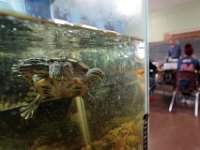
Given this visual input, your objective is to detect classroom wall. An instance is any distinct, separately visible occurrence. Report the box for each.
[148,0,200,42]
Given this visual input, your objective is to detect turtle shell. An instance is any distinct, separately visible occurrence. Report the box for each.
[13,58,90,85]
[48,58,89,76]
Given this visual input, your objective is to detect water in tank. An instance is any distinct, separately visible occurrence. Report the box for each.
[0,0,147,149]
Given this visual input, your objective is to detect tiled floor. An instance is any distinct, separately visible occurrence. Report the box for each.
[149,93,200,150]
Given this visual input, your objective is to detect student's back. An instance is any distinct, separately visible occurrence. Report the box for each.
[178,56,199,71]
[177,43,200,72]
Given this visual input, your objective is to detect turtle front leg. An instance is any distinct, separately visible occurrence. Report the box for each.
[20,94,41,119]
[85,68,105,88]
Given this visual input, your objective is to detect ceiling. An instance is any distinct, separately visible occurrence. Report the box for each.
[148,0,196,13]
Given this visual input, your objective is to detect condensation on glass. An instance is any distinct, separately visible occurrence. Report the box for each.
[0,0,147,149]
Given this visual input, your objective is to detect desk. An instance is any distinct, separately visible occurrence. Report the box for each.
[157,70,175,85]
[155,69,176,96]
[163,62,177,70]
[157,62,177,85]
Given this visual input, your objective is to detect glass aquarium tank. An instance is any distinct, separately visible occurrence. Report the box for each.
[0,0,148,149]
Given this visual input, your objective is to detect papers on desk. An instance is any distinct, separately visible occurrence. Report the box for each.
[168,58,178,63]
[163,63,177,70]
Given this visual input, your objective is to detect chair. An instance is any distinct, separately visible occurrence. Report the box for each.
[169,71,199,117]
[149,70,156,95]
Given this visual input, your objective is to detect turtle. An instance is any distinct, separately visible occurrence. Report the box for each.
[13,58,104,119]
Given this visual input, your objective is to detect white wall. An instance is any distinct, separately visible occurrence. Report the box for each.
[148,0,200,42]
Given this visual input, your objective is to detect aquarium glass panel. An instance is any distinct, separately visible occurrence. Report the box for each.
[0,0,147,149]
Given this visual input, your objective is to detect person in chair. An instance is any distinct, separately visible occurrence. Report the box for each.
[177,43,199,72]
[177,43,200,105]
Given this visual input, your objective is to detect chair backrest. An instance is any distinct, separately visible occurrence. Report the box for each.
[175,71,198,93]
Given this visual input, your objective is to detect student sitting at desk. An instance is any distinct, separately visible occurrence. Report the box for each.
[176,43,200,105]
[177,43,200,72]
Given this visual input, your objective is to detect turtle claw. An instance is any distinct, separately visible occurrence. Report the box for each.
[20,94,41,120]
[20,103,38,119]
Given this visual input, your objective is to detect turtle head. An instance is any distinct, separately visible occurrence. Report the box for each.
[49,61,73,80]
[86,68,105,88]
